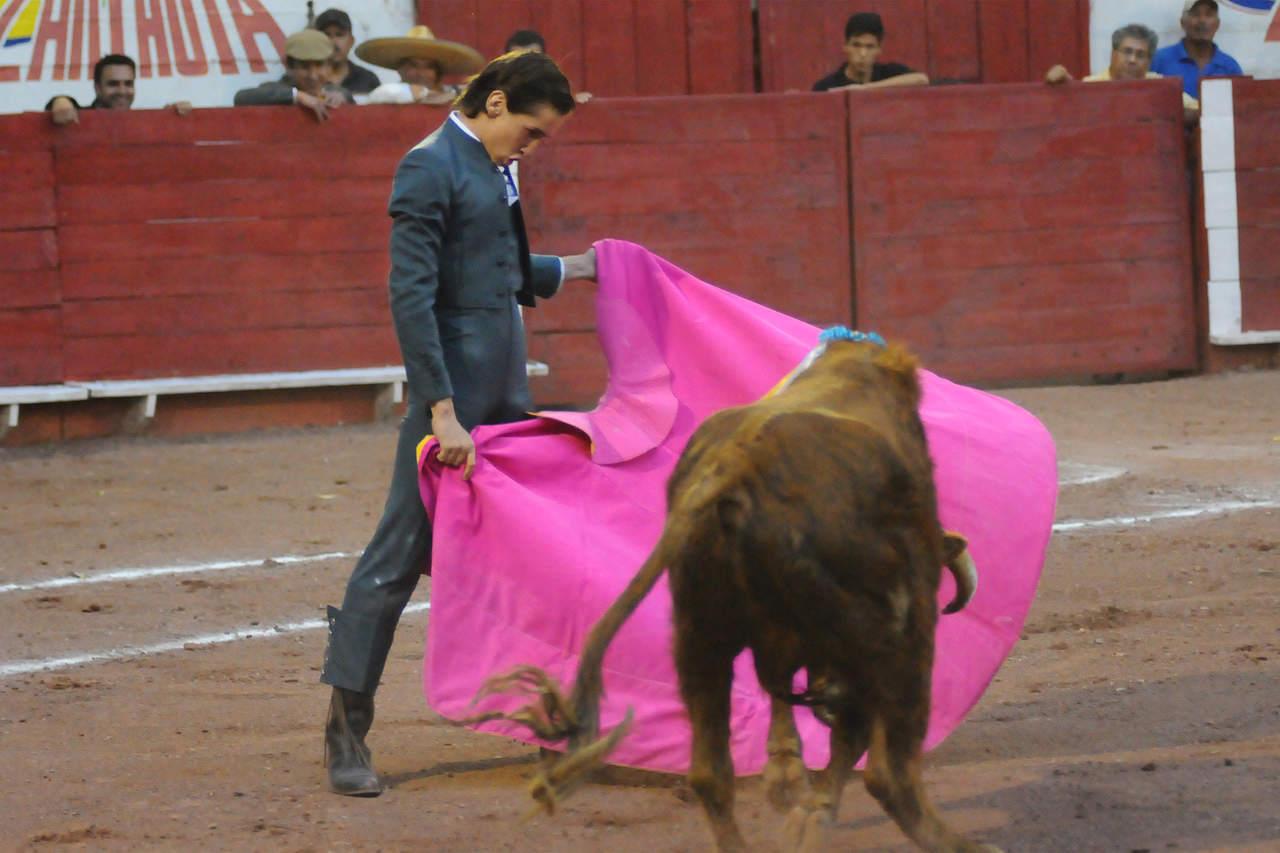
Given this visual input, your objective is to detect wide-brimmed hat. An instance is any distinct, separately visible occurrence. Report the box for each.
[354,25,484,75]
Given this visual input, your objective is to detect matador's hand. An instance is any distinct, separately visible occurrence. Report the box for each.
[430,399,476,481]
[561,248,597,282]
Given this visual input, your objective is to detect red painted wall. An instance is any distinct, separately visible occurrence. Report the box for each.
[47,107,414,382]
[849,79,1198,381]
[757,0,1090,91]
[415,0,754,96]
[1233,80,1280,332]
[0,81,1213,432]
[0,116,61,386]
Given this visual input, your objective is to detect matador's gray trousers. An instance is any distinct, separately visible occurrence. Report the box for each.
[320,301,532,695]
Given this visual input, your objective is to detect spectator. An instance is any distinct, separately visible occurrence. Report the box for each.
[812,12,929,92]
[1045,23,1200,123]
[504,29,546,53]
[1150,0,1243,97]
[45,54,192,126]
[318,49,597,797]
[356,25,483,105]
[314,8,381,95]
[234,29,351,123]
[501,28,592,103]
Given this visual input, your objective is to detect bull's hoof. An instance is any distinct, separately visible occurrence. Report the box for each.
[780,805,833,853]
[761,750,809,813]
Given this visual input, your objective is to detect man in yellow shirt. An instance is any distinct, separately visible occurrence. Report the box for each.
[1045,23,1199,125]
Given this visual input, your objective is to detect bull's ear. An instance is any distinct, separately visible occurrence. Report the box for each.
[942,531,969,563]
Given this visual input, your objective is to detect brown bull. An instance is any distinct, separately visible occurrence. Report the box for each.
[472,334,1002,853]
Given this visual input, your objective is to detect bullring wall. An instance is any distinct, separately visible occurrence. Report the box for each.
[1,79,1276,444]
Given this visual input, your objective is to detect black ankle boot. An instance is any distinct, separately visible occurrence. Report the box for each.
[324,686,384,796]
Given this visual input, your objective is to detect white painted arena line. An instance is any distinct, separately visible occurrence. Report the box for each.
[0,550,360,596]
[1053,499,1279,533]
[1058,462,1127,487]
[3,495,1275,679]
[0,601,430,679]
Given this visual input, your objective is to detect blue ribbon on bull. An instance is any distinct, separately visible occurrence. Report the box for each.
[819,326,886,347]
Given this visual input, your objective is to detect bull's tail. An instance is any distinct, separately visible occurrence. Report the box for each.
[567,539,672,733]
[465,528,676,815]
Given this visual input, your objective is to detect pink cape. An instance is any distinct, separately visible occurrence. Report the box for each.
[418,239,1056,774]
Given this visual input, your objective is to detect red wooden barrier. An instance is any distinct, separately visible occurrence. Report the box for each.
[1232,80,1280,332]
[0,78,1232,442]
[849,79,1196,381]
[0,114,61,386]
[758,0,1090,91]
[47,106,429,381]
[416,0,753,96]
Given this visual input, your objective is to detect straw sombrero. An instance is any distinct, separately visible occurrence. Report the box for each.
[354,25,484,76]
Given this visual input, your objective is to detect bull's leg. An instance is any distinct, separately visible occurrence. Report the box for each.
[862,715,1002,853]
[762,698,809,813]
[780,711,867,853]
[678,642,747,853]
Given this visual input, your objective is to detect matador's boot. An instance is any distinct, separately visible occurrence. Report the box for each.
[324,686,384,796]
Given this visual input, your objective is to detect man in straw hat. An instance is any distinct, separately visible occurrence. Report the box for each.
[358,25,484,105]
[318,48,598,797]
[234,28,351,122]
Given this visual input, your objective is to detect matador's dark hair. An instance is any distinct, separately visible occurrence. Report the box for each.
[455,50,575,118]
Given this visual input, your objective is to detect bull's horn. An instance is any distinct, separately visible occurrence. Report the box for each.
[942,547,977,614]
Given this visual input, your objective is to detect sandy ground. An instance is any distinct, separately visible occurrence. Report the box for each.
[1,369,1278,852]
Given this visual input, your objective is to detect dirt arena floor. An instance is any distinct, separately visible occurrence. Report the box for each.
[2,369,1278,852]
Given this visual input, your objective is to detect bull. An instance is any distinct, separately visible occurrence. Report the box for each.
[471,329,1002,853]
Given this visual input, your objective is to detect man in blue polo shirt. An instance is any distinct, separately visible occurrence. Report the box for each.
[1150,0,1243,97]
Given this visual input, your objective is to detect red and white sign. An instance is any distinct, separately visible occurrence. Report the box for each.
[0,0,414,113]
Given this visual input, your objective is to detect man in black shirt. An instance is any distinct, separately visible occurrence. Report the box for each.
[812,12,929,92]
[315,8,382,95]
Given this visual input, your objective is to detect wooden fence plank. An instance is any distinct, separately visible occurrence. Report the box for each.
[0,229,58,271]
[926,0,981,83]
[57,178,393,224]
[528,0,587,88]
[1240,279,1280,332]
[757,0,838,92]
[58,217,387,263]
[1237,227,1280,280]
[54,140,408,185]
[59,252,390,300]
[582,0,637,95]
[61,288,391,337]
[1028,0,1082,81]
[0,150,56,230]
[415,0,482,57]
[856,189,1188,239]
[687,0,753,94]
[0,269,61,310]
[977,0,1030,83]
[0,308,62,386]
[634,0,688,96]
[64,327,400,380]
